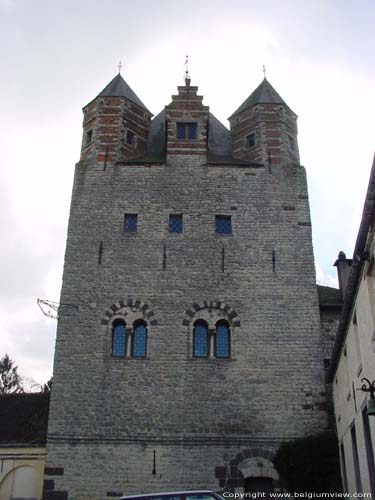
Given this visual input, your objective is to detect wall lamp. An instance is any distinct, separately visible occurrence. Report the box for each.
[358,378,375,417]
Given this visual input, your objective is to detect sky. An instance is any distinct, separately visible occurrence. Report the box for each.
[0,0,374,385]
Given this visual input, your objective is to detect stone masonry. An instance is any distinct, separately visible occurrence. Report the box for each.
[43,73,336,500]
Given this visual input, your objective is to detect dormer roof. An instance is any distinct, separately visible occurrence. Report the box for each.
[97,73,151,113]
[229,78,288,118]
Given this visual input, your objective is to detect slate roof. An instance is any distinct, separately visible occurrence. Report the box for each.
[208,113,232,157]
[0,393,50,445]
[317,285,342,309]
[230,78,289,118]
[145,110,236,163]
[97,73,151,113]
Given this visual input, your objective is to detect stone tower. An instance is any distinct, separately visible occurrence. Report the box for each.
[44,73,329,500]
[229,77,299,166]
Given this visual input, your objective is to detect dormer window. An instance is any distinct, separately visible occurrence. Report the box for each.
[177,122,197,140]
[85,129,93,147]
[126,130,135,146]
[246,133,255,148]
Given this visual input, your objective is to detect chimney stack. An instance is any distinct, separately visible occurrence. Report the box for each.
[334,251,352,299]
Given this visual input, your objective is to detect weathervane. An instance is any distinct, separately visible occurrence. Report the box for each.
[262,64,267,79]
[184,55,190,82]
[118,60,123,74]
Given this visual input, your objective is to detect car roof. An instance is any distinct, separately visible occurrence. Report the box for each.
[118,491,218,500]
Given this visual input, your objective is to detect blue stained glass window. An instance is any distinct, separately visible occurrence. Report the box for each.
[132,323,147,357]
[169,214,183,233]
[188,123,197,139]
[177,123,186,139]
[215,322,230,358]
[176,122,197,140]
[194,322,208,357]
[124,213,137,232]
[112,322,126,356]
[215,215,232,234]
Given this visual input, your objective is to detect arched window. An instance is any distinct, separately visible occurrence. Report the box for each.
[193,320,208,357]
[132,321,147,357]
[112,320,126,357]
[215,321,230,358]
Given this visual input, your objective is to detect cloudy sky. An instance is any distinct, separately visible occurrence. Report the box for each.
[0,0,374,385]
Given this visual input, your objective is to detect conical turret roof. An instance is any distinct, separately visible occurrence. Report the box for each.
[230,78,289,118]
[97,73,150,113]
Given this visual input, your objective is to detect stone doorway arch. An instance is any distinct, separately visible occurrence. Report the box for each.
[215,448,279,492]
[239,456,279,495]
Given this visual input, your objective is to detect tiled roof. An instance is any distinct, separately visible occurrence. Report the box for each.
[97,73,150,113]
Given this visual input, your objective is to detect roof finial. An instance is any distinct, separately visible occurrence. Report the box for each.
[262,64,267,79]
[118,60,123,74]
[184,55,191,85]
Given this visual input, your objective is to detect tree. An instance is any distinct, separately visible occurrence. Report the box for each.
[43,376,53,393]
[273,431,342,493]
[0,354,23,395]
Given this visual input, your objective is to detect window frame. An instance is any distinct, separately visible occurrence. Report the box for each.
[169,214,183,233]
[215,215,232,235]
[124,213,138,233]
[288,134,295,151]
[126,130,135,146]
[111,319,127,357]
[214,320,231,359]
[176,122,198,140]
[246,132,255,148]
[193,320,209,358]
[131,320,148,358]
[84,129,93,147]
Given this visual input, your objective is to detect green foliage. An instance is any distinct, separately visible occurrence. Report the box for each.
[273,432,342,493]
[0,354,23,395]
[43,376,53,393]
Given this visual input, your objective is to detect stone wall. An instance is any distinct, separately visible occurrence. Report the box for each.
[45,155,328,499]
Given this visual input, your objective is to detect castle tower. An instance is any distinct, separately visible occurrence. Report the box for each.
[81,73,152,163]
[44,74,329,500]
[165,77,209,161]
[229,77,300,166]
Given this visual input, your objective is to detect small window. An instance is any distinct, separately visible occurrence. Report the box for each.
[85,129,93,146]
[169,214,183,233]
[112,320,126,357]
[177,122,197,140]
[132,321,147,357]
[193,320,208,357]
[215,215,232,234]
[246,133,255,148]
[126,130,135,145]
[215,321,230,358]
[124,213,137,232]
[288,135,295,150]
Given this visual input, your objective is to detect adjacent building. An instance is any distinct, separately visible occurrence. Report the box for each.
[0,393,49,500]
[329,156,375,494]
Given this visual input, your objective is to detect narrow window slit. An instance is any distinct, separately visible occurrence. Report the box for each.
[98,241,103,264]
[163,244,167,270]
[104,145,108,171]
[272,249,276,272]
[221,247,225,272]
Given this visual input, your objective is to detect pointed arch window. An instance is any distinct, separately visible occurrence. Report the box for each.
[215,321,230,358]
[132,321,147,357]
[112,320,126,357]
[193,320,209,358]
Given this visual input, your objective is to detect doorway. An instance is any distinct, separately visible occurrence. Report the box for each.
[244,476,274,495]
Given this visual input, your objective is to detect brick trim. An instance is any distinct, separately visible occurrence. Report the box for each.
[101,298,157,326]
